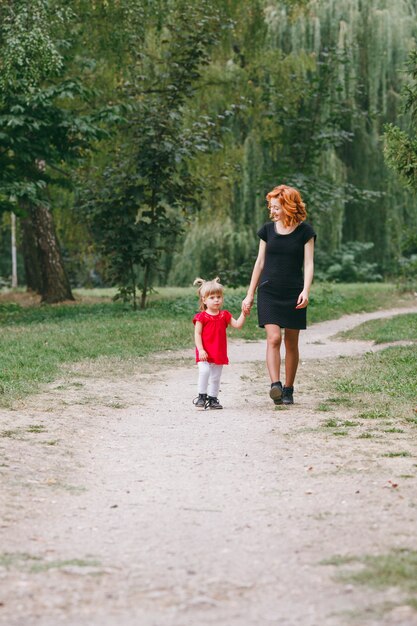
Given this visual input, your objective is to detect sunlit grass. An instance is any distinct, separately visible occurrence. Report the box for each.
[0,283,414,405]
[330,549,417,593]
[339,313,417,343]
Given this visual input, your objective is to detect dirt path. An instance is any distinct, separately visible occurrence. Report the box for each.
[1,306,417,626]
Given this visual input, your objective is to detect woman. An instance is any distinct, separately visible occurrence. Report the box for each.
[242,184,316,405]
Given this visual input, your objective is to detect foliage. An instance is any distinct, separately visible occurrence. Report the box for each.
[1,0,417,290]
[169,218,256,287]
[82,0,225,308]
[315,241,383,283]
[0,0,120,215]
[0,0,68,92]
[384,50,417,191]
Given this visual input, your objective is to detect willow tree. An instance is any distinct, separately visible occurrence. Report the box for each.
[384,48,417,281]
[263,0,417,268]
[170,0,417,285]
[169,0,357,284]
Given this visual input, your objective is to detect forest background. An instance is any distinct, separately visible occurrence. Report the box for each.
[1,0,417,308]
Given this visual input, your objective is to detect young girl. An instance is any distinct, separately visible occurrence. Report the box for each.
[193,277,246,410]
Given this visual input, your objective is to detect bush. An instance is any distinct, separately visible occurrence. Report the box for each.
[315,242,383,283]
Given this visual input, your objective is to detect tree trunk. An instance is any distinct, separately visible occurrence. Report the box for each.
[20,205,44,293]
[20,202,74,303]
[140,262,151,309]
[11,212,18,288]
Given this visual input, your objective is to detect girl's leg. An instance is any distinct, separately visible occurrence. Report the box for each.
[207,364,223,398]
[198,361,210,394]
[284,328,300,387]
[265,324,282,382]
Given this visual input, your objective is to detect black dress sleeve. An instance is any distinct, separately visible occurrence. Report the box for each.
[257,223,269,242]
[301,222,317,244]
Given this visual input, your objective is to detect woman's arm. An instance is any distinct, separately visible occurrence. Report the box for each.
[295,238,315,309]
[242,240,266,314]
[194,321,208,360]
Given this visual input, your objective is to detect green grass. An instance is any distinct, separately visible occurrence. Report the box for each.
[321,549,417,613]
[0,283,413,405]
[0,552,100,572]
[341,550,417,593]
[339,313,417,343]
[343,347,416,402]
[333,346,417,427]
[307,283,414,324]
[383,451,412,458]
[329,312,416,431]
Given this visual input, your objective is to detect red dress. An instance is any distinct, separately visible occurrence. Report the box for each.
[193,310,232,364]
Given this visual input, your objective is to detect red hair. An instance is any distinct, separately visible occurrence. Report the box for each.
[266,184,307,228]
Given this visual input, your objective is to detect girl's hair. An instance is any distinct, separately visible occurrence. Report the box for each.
[266,184,307,228]
[193,276,224,311]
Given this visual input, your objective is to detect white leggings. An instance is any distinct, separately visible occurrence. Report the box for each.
[198,362,223,398]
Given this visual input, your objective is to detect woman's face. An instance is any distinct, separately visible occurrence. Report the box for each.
[269,198,284,222]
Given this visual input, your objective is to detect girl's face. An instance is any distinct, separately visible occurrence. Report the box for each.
[204,293,223,311]
[269,198,284,222]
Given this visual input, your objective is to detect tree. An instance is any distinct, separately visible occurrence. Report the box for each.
[384,50,417,191]
[83,0,224,308]
[0,0,110,302]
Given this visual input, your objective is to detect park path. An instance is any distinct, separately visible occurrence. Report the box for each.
[1,305,417,626]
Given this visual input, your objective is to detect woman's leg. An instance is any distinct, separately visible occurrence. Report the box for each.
[284,328,300,387]
[265,324,282,382]
[207,364,223,398]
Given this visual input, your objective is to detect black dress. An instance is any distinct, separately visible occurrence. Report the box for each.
[257,221,317,329]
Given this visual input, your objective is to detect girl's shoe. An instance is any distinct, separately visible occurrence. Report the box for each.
[193,393,207,408]
[282,386,294,405]
[269,381,283,405]
[204,396,223,410]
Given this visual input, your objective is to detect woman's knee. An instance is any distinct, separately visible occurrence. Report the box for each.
[267,332,282,348]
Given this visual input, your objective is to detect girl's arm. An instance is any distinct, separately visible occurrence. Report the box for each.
[194,321,208,360]
[296,238,315,309]
[242,240,266,314]
[230,312,246,329]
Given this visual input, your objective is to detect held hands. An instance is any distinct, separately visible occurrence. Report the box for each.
[295,289,309,309]
[242,295,254,316]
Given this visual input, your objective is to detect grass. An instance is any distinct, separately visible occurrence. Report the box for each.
[0,283,414,405]
[339,313,417,344]
[335,549,417,593]
[324,313,417,439]
[333,346,417,426]
[321,550,417,616]
[383,451,412,458]
[0,552,100,572]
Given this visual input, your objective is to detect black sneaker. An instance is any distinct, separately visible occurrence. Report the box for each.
[269,381,283,405]
[204,396,223,410]
[193,393,207,408]
[282,386,294,405]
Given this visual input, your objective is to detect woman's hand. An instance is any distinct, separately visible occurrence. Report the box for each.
[242,294,254,316]
[198,349,208,361]
[295,289,309,309]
